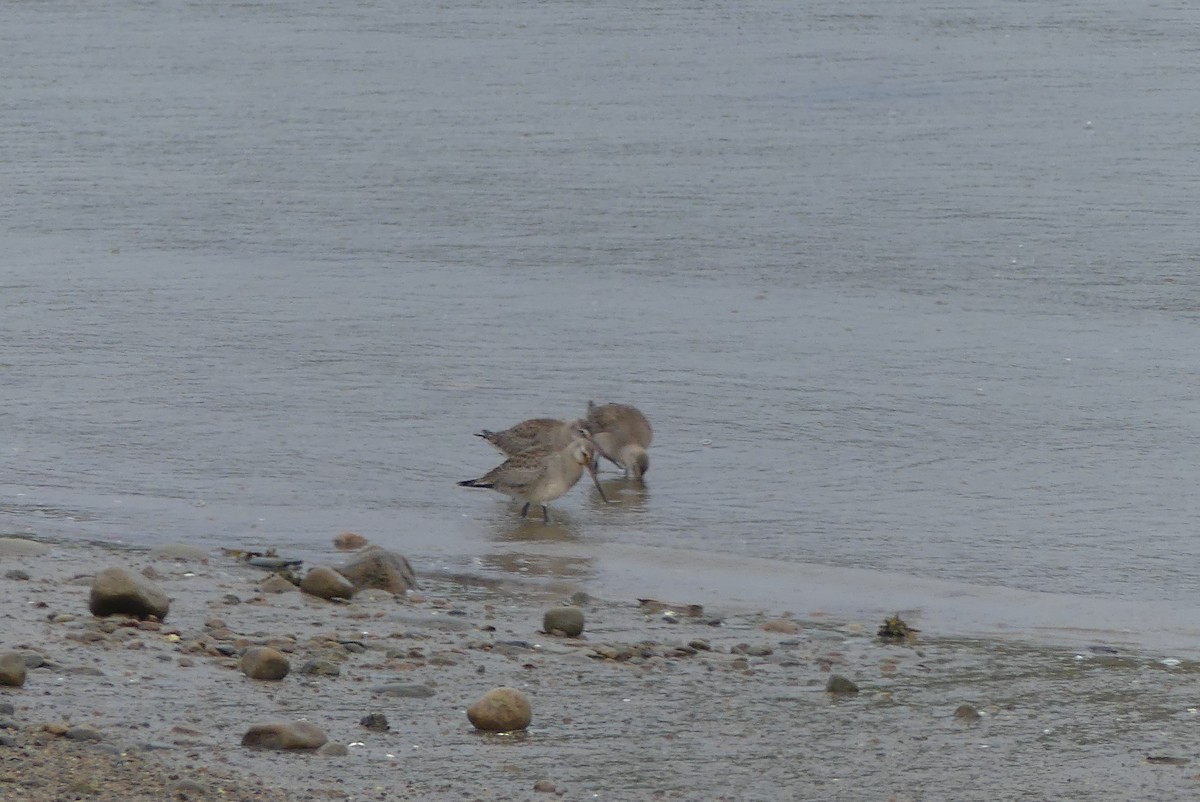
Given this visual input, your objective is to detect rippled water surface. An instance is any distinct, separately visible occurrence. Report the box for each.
[3,0,1200,649]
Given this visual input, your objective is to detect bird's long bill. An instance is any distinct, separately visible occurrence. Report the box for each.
[587,462,608,503]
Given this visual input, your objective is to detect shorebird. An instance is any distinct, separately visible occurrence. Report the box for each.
[458,436,608,522]
[476,417,588,456]
[585,401,653,480]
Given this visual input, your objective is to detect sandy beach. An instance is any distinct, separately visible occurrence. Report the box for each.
[2,534,1200,802]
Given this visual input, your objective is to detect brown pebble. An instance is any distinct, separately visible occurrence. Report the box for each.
[533,780,556,793]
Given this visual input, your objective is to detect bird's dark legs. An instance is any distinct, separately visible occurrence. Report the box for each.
[520,502,530,518]
[541,505,550,524]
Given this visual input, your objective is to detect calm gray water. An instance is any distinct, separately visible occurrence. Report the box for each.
[4,0,1200,650]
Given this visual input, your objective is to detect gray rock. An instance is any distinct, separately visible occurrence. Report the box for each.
[89,567,170,620]
[239,646,290,681]
[241,721,327,750]
[543,606,585,637]
[4,570,30,581]
[336,546,418,594]
[371,683,435,699]
[318,742,349,756]
[0,735,17,748]
[0,653,27,687]
[825,675,859,695]
[299,566,356,600]
[0,538,49,557]
[467,686,532,732]
[0,702,13,716]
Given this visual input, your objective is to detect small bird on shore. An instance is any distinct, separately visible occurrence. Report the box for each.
[458,435,608,522]
[585,401,652,480]
[475,417,588,456]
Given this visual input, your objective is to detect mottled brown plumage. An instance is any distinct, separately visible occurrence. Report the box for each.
[459,436,607,522]
[585,401,652,479]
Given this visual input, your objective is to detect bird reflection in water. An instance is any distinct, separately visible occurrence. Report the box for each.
[589,477,650,512]
[482,515,595,580]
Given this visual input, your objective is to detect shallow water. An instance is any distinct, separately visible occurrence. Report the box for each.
[3,1,1200,651]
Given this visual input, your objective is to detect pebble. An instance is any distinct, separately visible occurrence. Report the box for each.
[543,606,585,637]
[239,646,291,681]
[319,742,349,756]
[300,659,342,677]
[761,619,801,634]
[241,721,328,750]
[0,538,50,557]
[89,566,170,620]
[534,779,557,793]
[825,675,859,695]
[360,712,390,731]
[467,686,533,732]
[260,574,297,594]
[954,704,981,721]
[4,569,30,581]
[0,652,27,687]
[65,726,105,742]
[300,566,356,600]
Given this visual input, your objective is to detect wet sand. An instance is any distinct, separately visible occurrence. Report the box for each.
[2,535,1200,801]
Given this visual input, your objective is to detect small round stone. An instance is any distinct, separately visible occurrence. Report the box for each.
[543,606,584,637]
[467,687,532,732]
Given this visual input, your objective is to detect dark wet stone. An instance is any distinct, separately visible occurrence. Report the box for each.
[467,686,532,732]
[825,675,859,695]
[0,702,13,716]
[300,566,356,600]
[543,606,585,637]
[0,653,27,687]
[372,683,436,699]
[89,567,170,620]
[241,721,328,750]
[954,704,981,721]
[4,570,30,581]
[300,659,341,677]
[239,646,290,680]
[360,712,390,732]
[336,546,419,594]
